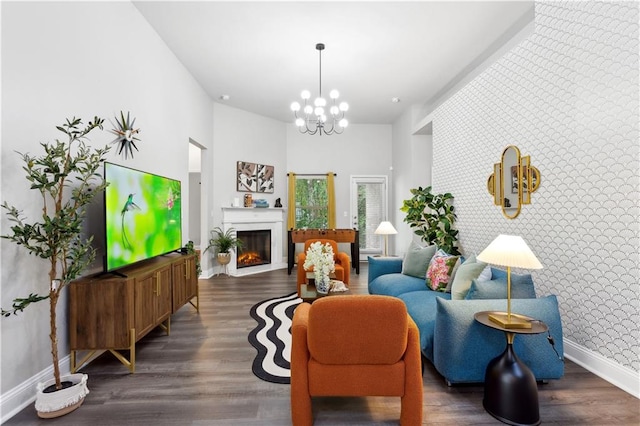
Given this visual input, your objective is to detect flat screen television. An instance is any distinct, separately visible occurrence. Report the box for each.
[104,162,182,272]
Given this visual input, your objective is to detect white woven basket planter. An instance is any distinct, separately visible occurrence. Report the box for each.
[35,373,89,419]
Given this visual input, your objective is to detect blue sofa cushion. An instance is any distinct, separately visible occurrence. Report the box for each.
[466,274,537,300]
[433,295,564,383]
[450,255,489,299]
[367,256,403,285]
[368,273,427,297]
[401,242,437,279]
[397,290,451,361]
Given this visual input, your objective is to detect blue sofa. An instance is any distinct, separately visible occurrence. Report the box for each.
[367,256,564,384]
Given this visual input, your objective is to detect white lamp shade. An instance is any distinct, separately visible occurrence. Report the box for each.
[477,234,543,269]
[374,221,398,235]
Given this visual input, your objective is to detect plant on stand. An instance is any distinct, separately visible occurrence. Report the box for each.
[204,227,244,271]
[1,116,110,418]
[303,241,336,294]
[400,186,460,255]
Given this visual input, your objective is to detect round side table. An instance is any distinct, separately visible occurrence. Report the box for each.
[474,311,548,426]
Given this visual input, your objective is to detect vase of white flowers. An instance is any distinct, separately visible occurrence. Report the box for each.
[315,274,332,294]
[303,241,336,294]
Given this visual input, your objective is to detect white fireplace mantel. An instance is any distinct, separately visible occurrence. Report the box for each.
[221,207,286,276]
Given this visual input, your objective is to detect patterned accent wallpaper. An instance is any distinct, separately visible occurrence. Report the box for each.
[432,1,638,371]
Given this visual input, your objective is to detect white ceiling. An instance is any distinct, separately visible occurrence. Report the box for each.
[134,1,533,125]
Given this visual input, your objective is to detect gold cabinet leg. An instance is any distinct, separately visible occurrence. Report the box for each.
[188,284,200,313]
[130,328,135,373]
[70,350,98,373]
[158,317,171,335]
[107,328,136,373]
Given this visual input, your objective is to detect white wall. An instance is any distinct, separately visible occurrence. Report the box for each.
[286,124,393,229]
[428,1,639,396]
[206,103,287,275]
[391,106,431,256]
[286,124,393,260]
[1,1,213,419]
[207,110,393,272]
[189,172,202,246]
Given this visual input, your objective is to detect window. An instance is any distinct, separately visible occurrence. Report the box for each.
[295,177,328,228]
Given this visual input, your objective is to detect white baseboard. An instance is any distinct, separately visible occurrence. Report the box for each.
[564,338,639,398]
[0,355,71,423]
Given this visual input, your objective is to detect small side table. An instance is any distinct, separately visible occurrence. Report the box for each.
[474,311,548,426]
[305,271,336,285]
[299,283,350,303]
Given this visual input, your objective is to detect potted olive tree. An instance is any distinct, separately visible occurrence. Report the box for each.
[1,116,110,418]
[204,227,243,267]
[400,186,460,255]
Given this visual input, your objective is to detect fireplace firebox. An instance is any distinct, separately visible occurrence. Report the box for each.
[237,230,271,269]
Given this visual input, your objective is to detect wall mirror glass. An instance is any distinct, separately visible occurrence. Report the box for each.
[487,145,540,219]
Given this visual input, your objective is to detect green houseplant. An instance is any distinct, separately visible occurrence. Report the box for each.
[184,240,202,277]
[400,186,460,255]
[204,227,244,265]
[1,116,110,417]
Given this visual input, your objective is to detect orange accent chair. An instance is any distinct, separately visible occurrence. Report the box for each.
[290,295,423,425]
[296,239,350,295]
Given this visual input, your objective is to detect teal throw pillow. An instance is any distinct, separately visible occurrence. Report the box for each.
[450,257,489,300]
[477,263,492,281]
[401,242,437,279]
[426,249,461,292]
[465,274,537,300]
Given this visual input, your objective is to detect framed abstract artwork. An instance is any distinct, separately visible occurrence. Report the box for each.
[237,161,274,193]
[237,161,257,192]
[256,164,274,193]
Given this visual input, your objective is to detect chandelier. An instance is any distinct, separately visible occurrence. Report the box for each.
[290,43,349,135]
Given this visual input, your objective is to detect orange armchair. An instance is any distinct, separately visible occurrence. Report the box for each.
[296,239,350,294]
[290,295,423,425]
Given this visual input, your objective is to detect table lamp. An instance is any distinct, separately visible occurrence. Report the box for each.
[374,221,397,257]
[477,234,543,329]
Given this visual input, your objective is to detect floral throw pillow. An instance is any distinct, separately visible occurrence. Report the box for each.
[426,249,461,292]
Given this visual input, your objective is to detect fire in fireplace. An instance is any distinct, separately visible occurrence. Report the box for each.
[237,229,271,269]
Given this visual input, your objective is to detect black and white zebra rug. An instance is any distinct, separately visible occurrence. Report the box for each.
[248,292,302,384]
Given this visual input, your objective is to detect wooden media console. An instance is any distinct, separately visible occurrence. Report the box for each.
[69,253,198,373]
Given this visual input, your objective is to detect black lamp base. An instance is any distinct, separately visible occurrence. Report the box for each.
[483,343,540,426]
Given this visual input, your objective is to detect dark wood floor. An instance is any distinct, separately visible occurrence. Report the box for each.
[6,264,639,425]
